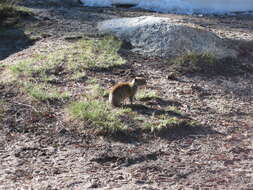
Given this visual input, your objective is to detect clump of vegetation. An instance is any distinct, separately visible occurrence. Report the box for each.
[68,36,125,69]
[170,52,245,75]
[171,52,217,73]
[0,0,32,26]
[67,78,132,135]
[23,82,70,103]
[144,115,200,133]
[90,84,108,98]
[166,106,182,115]
[136,89,159,101]
[134,116,146,124]
[68,100,131,135]
[10,57,46,78]
[10,36,125,81]
[10,52,71,83]
[70,71,87,82]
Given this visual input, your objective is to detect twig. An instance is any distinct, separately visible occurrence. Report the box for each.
[13,101,39,112]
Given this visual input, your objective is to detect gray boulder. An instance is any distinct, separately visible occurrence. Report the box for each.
[98,16,237,58]
[36,0,80,6]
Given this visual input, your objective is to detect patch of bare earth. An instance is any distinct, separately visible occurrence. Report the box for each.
[0,2,253,190]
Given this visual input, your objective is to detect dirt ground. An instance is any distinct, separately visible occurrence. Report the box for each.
[0,1,253,190]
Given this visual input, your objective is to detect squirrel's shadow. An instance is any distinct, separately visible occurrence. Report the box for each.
[113,97,222,142]
[139,97,182,107]
[125,104,186,119]
[125,97,183,117]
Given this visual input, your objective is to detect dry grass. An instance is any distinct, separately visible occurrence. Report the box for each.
[170,52,247,75]
[144,116,200,133]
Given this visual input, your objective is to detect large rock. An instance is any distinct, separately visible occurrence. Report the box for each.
[98,16,237,58]
[35,0,80,6]
[81,0,140,6]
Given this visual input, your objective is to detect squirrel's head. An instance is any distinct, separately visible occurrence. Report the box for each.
[131,77,146,86]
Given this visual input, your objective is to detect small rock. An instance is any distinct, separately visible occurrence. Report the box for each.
[167,72,178,80]
[59,128,69,135]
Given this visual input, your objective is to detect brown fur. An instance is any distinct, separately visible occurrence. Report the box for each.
[109,77,146,107]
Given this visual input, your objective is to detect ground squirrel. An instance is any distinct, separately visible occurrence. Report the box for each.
[109,77,146,107]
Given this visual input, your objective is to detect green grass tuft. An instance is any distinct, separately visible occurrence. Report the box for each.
[10,58,35,77]
[90,84,108,98]
[144,116,199,133]
[166,106,182,115]
[68,100,130,134]
[136,89,159,101]
[68,36,125,69]
[9,54,60,80]
[9,36,125,82]
[23,82,70,102]
[71,71,87,81]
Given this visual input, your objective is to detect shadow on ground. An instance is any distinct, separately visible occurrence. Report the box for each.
[107,96,222,143]
[0,28,35,60]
